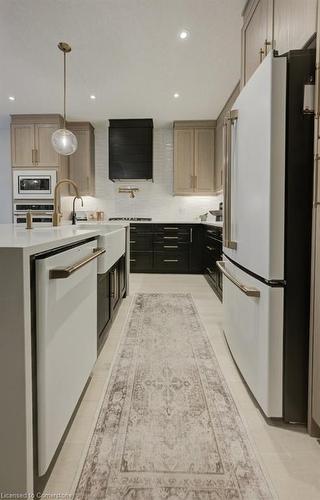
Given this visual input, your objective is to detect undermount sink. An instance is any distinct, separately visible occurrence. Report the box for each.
[78,224,126,273]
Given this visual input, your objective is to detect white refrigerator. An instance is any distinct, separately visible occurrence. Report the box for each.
[220,50,315,422]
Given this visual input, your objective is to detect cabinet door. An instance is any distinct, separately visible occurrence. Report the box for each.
[34,123,60,167]
[273,0,317,54]
[11,124,35,167]
[242,0,271,85]
[173,128,194,194]
[69,128,94,195]
[194,128,215,193]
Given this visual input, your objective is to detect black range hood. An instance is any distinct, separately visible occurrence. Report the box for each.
[109,119,153,181]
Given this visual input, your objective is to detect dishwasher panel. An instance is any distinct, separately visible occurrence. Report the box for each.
[36,240,98,476]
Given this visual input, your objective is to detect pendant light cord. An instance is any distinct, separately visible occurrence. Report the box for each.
[63,50,66,128]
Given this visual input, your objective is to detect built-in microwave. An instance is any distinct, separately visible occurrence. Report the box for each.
[13,169,57,199]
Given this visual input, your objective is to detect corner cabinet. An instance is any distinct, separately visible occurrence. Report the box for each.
[67,122,95,196]
[11,114,66,169]
[173,121,216,195]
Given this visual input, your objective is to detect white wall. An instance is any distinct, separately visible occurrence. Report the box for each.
[0,125,12,223]
[112,128,221,221]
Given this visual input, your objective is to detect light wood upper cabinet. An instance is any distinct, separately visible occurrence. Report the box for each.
[173,121,216,195]
[242,0,317,87]
[68,122,95,196]
[194,128,215,193]
[34,123,60,167]
[11,124,34,167]
[273,0,317,54]
[11,114,63,168]
[173,128,194,195]
[242,0,272,85]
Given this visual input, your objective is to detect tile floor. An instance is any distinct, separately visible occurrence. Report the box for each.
[43,274,320,500]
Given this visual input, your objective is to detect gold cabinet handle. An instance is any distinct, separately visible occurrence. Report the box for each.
[49,248,106,279]
[194,175,198,189]
[216,261,260,298]
[259,47,264,63]
[190,174,194,188]
[32,149,36,164]
[264,39,271,56]
[35,149,39,164]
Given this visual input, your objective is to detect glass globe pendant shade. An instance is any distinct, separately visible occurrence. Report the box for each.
[51,128,78,155]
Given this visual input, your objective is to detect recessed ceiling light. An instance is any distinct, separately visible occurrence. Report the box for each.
[179,30,190,40]
[174,93,180,99]
[8,96,15,101]
[90,95,96,100]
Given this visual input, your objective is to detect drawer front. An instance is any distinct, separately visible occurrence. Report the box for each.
[155,224,191,234]
[130,252,153,272]
[130,234,153,251]
[154,242,189,252]
[130,223,153,233]
[154,233,191,244]
[154,251,189,272]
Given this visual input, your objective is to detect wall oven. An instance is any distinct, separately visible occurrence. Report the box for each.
[14,202,54,226]
[13,170,57,199]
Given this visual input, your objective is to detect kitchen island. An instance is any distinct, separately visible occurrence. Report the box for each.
[0,223,129,495]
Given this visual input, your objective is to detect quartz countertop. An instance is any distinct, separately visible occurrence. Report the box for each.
[0,222,129,255]
[106,219,223,227]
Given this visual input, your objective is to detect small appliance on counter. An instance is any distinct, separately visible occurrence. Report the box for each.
[75,211,88,221]
[209,202,223,222]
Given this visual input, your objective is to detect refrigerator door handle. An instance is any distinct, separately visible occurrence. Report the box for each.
[217,261,260,298]
[223,109,238,250]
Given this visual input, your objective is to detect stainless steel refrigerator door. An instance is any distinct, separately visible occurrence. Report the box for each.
[223,52,287,281]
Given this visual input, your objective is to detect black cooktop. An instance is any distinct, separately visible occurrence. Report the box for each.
[109,217,152,221]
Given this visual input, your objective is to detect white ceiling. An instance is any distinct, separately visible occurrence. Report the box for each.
[0,0,244,127]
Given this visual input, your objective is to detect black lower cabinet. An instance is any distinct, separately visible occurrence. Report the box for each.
[97,254,126,351]
[203,225,223,301]
[130,223,202,274]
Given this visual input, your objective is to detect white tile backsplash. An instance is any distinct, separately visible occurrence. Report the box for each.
[62,126,221,222]
[113,128,221,221]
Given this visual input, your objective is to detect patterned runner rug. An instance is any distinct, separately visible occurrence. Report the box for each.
[74,293,274,499]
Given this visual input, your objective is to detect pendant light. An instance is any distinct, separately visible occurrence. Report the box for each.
[51,42,78,155]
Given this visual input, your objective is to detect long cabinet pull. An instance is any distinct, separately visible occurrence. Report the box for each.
[190,227,193,243]
[163,236,178,239]
[216,261,260,298]
[130,240,136,244]
[49,247,106,279]
[164,227,178,230]
[223,109,238,250]
[130,259,136,262]
[32,149,36,164]
[163,245,178,248]
[206,245,214,251]
[164,259,179,262]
